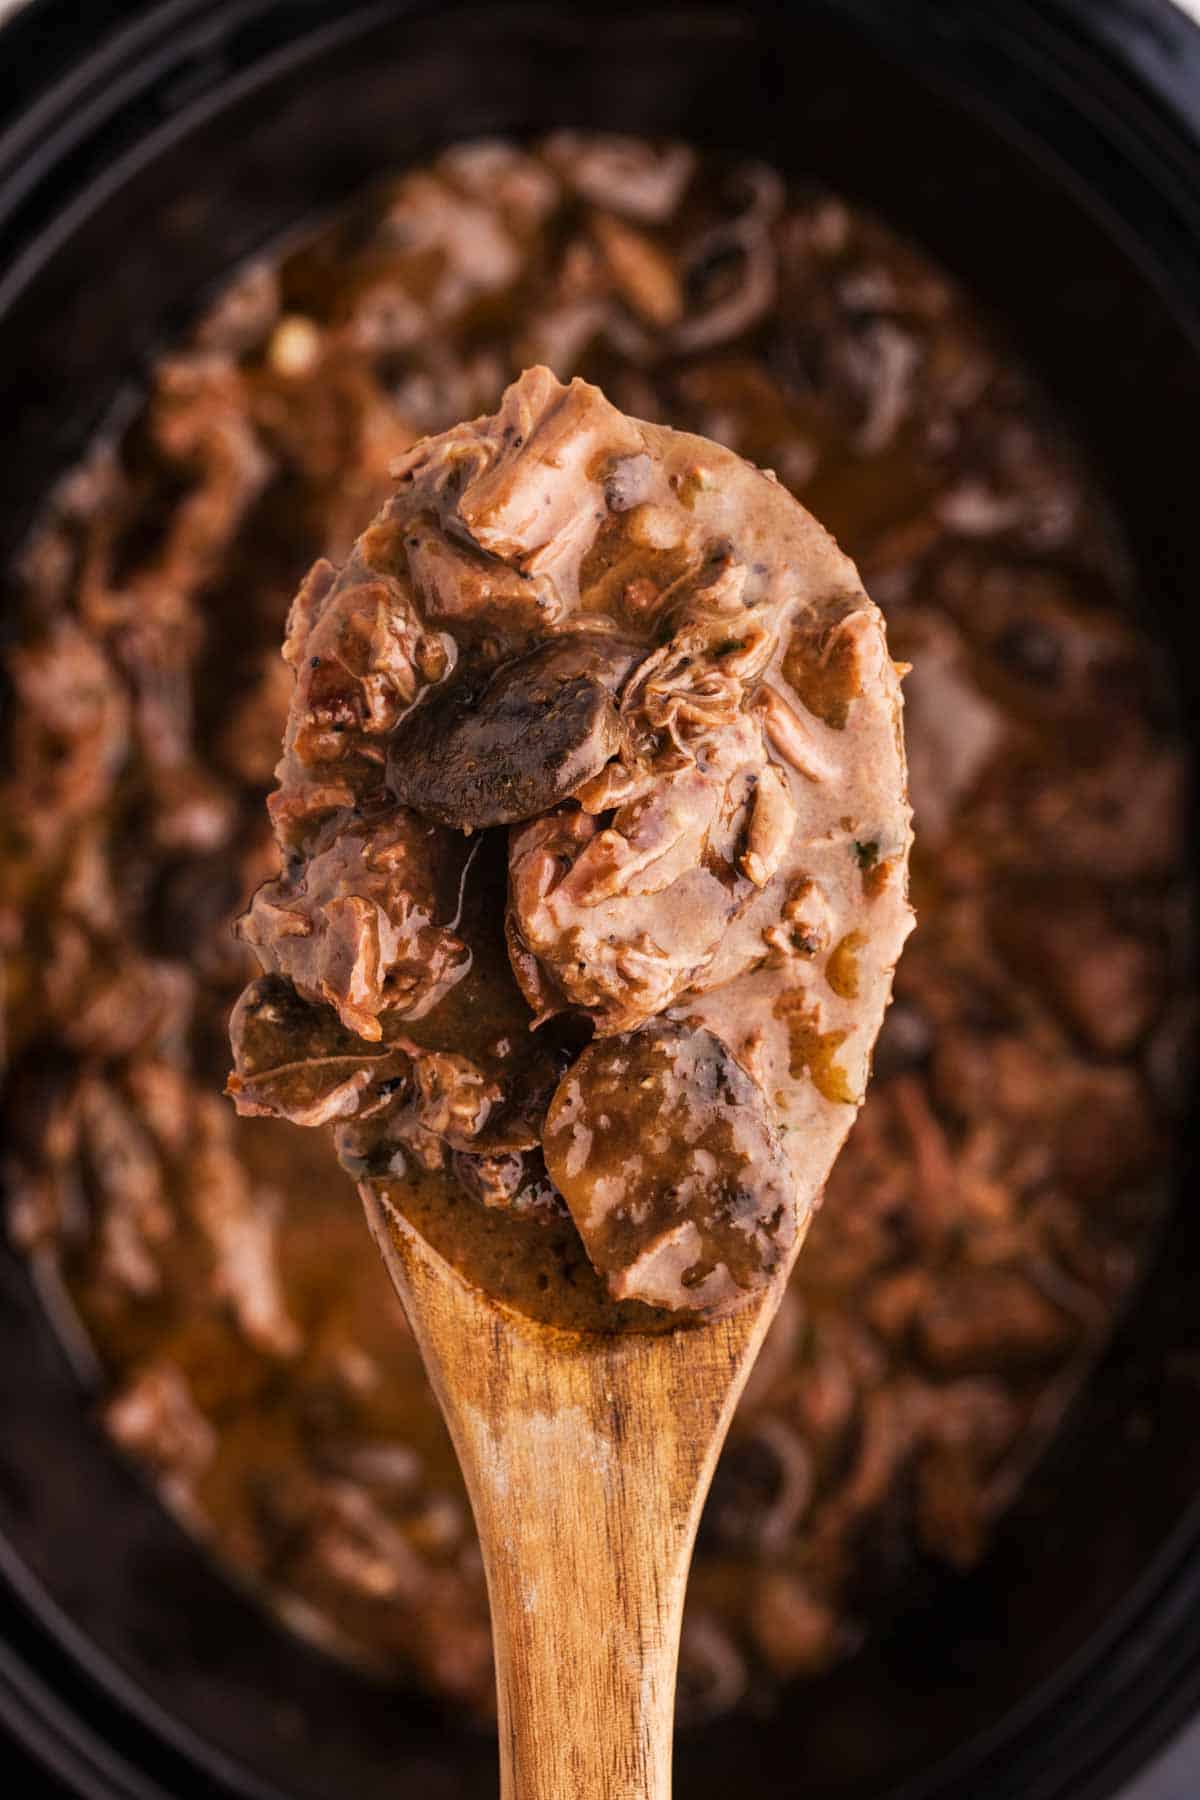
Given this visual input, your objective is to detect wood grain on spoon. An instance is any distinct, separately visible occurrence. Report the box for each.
[366,1184,806,1800]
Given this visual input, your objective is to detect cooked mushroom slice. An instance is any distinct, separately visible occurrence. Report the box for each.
[386,635,638,830]
[542,1020,796,1317]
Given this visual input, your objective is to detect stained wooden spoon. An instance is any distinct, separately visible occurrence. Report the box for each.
[363,1181,807,1800]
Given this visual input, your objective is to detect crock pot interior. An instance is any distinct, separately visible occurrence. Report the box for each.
[2,5,1200,1798]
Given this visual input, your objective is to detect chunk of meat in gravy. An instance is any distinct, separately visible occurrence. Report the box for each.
[507,713,775,1032]
[543,1022,796,1314]
[228,975,411,1129]
[239,813,471,1039]
[267,563,452,855]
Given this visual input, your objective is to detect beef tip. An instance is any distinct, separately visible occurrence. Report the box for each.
[269,573,452,856]
[397,520,565,642]
[239,814,471,1040]
[298,576,444,743]
[228,974,411,1128]
[76,350,271,645]
[376,165,523,320]
[503,525,820,1036]
[542,1021,796,1316]
[507,713,773,1034]
[589,211,683,330]
[337,1045,519,1178]
[386,635,636,830]
[393,363,644,609]
[334,1015,579,1182]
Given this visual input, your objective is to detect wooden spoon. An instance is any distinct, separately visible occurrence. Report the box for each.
[224,366,910,1791]
[363,1181,807,1800]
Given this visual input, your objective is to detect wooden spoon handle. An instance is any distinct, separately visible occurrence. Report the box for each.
[470,1355,700,1800]
[366,1189,777,1800]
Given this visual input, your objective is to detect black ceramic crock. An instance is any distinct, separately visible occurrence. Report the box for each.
[1,2,1199,1796]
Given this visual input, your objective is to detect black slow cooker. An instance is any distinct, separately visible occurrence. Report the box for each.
[2,2,1200,1796]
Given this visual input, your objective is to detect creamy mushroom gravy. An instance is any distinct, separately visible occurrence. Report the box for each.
[1,135,1189,1717]
[227,365,912,1326]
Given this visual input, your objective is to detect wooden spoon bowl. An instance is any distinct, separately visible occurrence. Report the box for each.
[364,1180,806,1800]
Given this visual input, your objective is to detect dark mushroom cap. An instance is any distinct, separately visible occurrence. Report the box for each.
[386,634,637,830]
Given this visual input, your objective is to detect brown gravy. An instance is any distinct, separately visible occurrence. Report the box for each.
[1,133,1187,1719]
